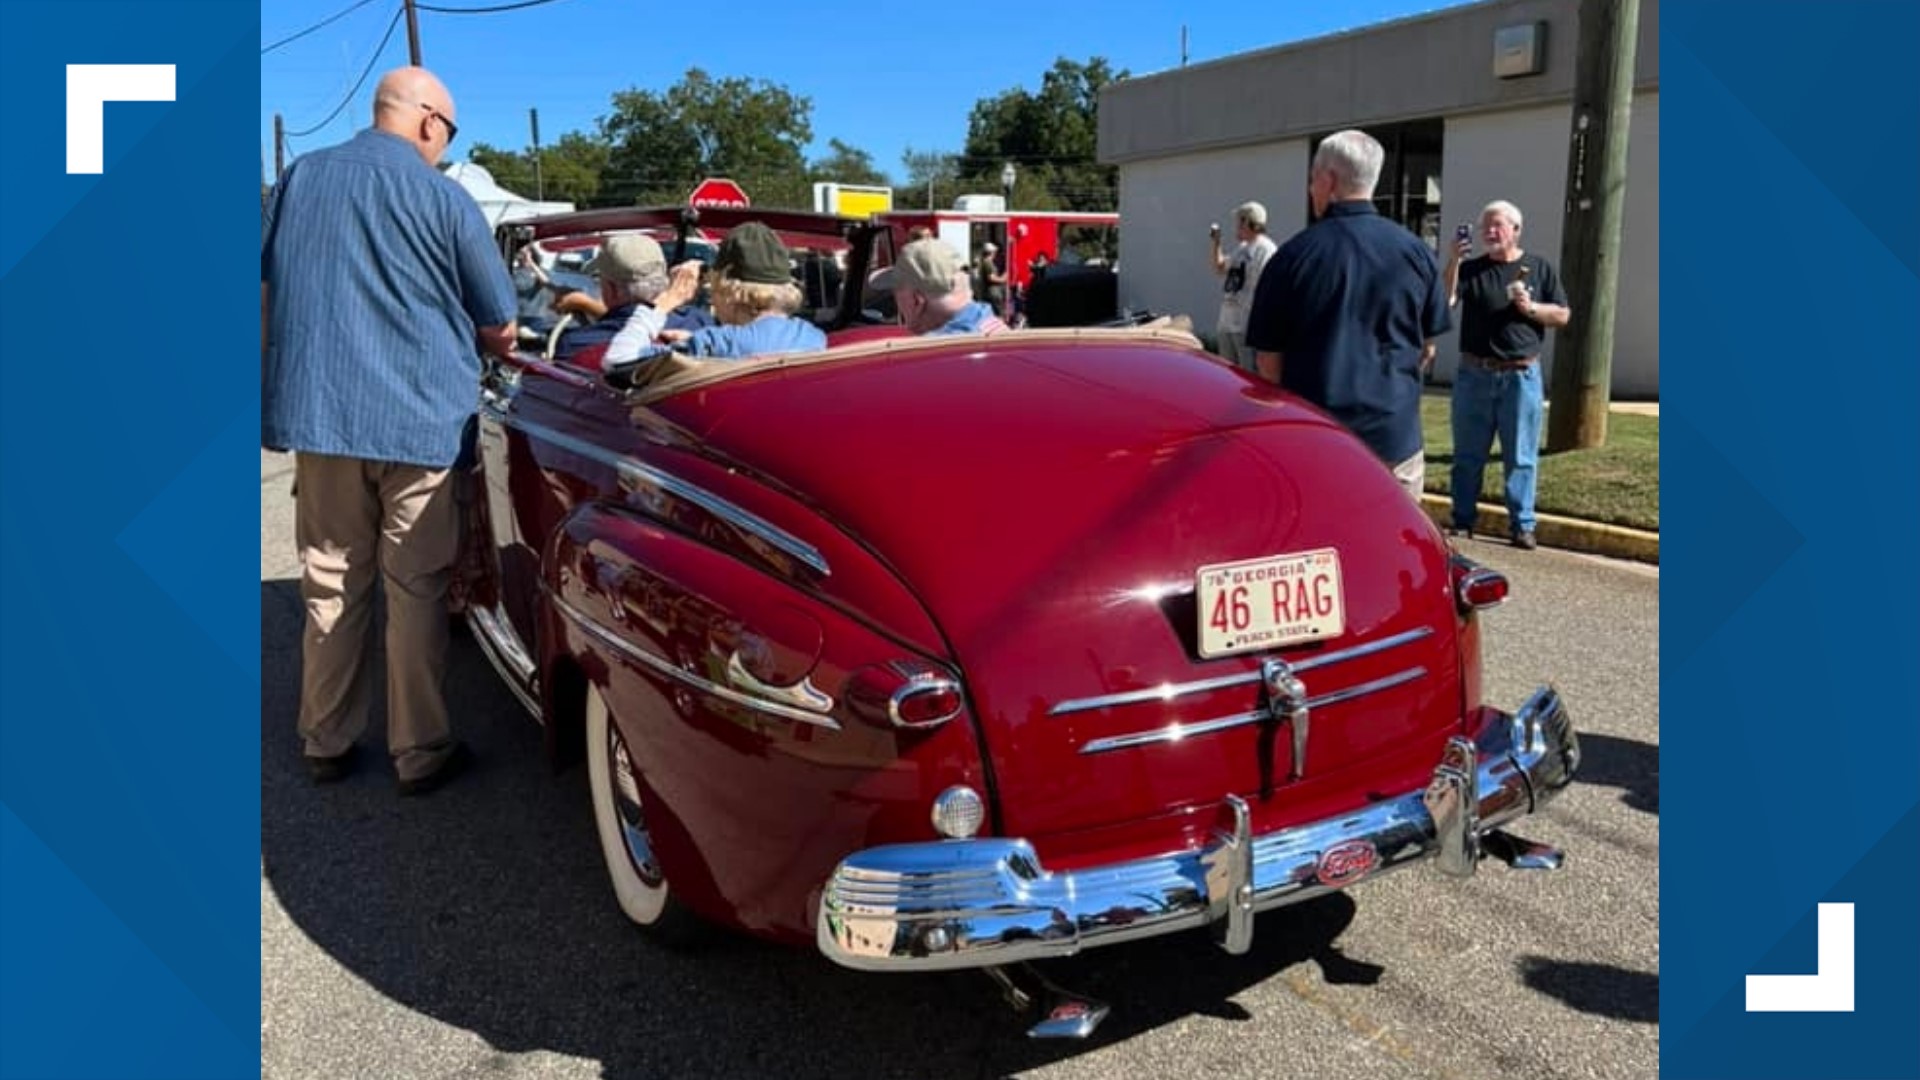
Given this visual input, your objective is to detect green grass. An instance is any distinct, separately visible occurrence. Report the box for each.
[1421,393,1659,532]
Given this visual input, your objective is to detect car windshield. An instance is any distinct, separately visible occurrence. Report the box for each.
[556,226,852,326]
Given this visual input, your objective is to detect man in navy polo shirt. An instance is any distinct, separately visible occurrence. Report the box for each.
[262,66,517,795]
[1246,129,1452,499]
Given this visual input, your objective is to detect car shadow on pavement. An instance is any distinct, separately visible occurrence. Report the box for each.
[1517,956,1658,1024]
[261,579,1377,1078]
[1571,732,1659,815]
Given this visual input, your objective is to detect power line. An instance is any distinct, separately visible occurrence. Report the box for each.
[415,0,570,12]
[262,0,384,55]
[284,6,405,138]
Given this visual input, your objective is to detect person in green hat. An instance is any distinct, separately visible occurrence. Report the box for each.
[656,222,827,358]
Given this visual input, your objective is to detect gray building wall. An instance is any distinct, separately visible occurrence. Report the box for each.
[1434,93,1658,395]
[1101,0,1660,396]
[1115,140,1308,336]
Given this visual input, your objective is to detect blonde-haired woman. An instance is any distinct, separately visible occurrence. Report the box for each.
[659,223,827,359]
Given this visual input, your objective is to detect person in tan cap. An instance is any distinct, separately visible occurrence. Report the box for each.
[552,233,702,369]
[871,239,1010,337]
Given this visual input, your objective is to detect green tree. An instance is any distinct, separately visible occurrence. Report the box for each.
[467,132,611,207]
[810,138,890,187]
[959,57,1124,213]
[900,146,962,210]
[598,68,815,208]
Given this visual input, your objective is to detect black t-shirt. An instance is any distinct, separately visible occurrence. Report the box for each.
[1456,252,1566,360]
[1244,202,1452,465]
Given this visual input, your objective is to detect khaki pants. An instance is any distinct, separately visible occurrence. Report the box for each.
[1216,326,1253,372]
[294,452,460,781]
[1392,450,1425,501]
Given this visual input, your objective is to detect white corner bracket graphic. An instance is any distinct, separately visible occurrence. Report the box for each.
[1745,902,1855,1012]
[66,64,176,174]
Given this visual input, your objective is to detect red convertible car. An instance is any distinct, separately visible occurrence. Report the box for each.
[466,207,1579,1039]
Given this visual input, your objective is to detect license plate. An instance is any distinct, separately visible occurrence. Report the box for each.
[1196,548,1345,659]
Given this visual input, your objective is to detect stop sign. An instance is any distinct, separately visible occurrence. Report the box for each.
[688,178,750,209]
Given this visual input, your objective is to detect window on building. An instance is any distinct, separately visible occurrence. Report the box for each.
[1308,119,1446,250]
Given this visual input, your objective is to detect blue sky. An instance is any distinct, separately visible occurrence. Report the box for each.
[262,0,1470,189]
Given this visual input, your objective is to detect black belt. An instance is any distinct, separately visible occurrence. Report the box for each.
[1461,353,1536,372]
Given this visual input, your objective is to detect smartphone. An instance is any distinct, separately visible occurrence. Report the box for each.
[1455,223,1473,245]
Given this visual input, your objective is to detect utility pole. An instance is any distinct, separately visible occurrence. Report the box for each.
[529,107,544,201]
[403,0,422,66]
[273,112,285,180]
[1181,25,1189,67]
[1548,0,1640,451]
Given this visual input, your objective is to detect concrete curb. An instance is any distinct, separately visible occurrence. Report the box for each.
[1418,494,1659,564]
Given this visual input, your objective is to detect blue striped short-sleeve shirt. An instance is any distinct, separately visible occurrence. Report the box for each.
[261,129,516,468]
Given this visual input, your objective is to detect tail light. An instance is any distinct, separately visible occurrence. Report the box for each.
[845,661,966,730]
[1451,555,1509,612]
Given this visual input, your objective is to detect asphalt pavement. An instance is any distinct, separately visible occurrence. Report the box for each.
[260,450,1659,1080]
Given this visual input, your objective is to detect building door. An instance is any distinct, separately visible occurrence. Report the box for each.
[1308,119,1446,250]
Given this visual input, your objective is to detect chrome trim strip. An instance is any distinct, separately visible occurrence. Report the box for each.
[726,651,836,716]
[466,606,541,719]
[817,687,1577,973]
[483,403,830,578]
[551,593,842,730]
[1077,667,1428,755]
[1047,627,1433,717]
[470,603,537,684]
[1302,667,1429,710]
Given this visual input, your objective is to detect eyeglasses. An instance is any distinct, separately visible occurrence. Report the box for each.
[419,102,458,146]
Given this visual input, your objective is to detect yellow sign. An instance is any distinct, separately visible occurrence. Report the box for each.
[814,182,893,218]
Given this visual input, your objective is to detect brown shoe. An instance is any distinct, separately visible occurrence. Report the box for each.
[305,745,358,784]
[397,742,474,797]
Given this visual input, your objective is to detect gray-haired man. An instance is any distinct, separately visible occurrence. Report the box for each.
[872,239,1011,337]
[1209,200,1276,371]
[1245,129,1451,500]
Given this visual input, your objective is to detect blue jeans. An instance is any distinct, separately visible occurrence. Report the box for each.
[1450,363,1543,533]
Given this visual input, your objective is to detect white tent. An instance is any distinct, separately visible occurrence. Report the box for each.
[442,161,573,226]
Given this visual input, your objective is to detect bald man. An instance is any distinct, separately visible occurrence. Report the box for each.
[261,66,517,795]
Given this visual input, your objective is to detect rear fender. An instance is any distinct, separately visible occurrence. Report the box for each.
[540,502,993,940]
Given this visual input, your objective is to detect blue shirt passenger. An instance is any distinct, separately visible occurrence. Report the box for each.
[261,128,515,468]
[928,302,1009,337]
[682,315,826,358]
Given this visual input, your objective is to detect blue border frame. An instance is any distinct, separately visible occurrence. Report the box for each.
[0,3,261,1078]
[1662,1,1920,1077]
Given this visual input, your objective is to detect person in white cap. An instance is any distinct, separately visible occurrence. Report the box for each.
[1209,200,1276,372]
[872,239,1011,337]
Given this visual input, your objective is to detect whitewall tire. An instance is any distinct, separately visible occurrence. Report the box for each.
[585,683,696,937]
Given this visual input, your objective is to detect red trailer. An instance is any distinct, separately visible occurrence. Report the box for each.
[877,204,1119,295]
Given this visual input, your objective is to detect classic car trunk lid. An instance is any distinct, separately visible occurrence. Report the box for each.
[655,340,1463,839]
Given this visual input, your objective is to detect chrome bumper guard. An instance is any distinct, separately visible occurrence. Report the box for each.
[817,686,1577,972]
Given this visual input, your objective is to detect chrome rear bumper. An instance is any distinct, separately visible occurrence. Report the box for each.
[817,686,1578,971]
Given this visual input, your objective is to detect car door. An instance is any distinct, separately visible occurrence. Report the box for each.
[472,352,608,706]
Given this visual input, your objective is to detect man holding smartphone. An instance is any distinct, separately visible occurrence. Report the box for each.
[1443,199,1572,550]
[1208,202,1276,372]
